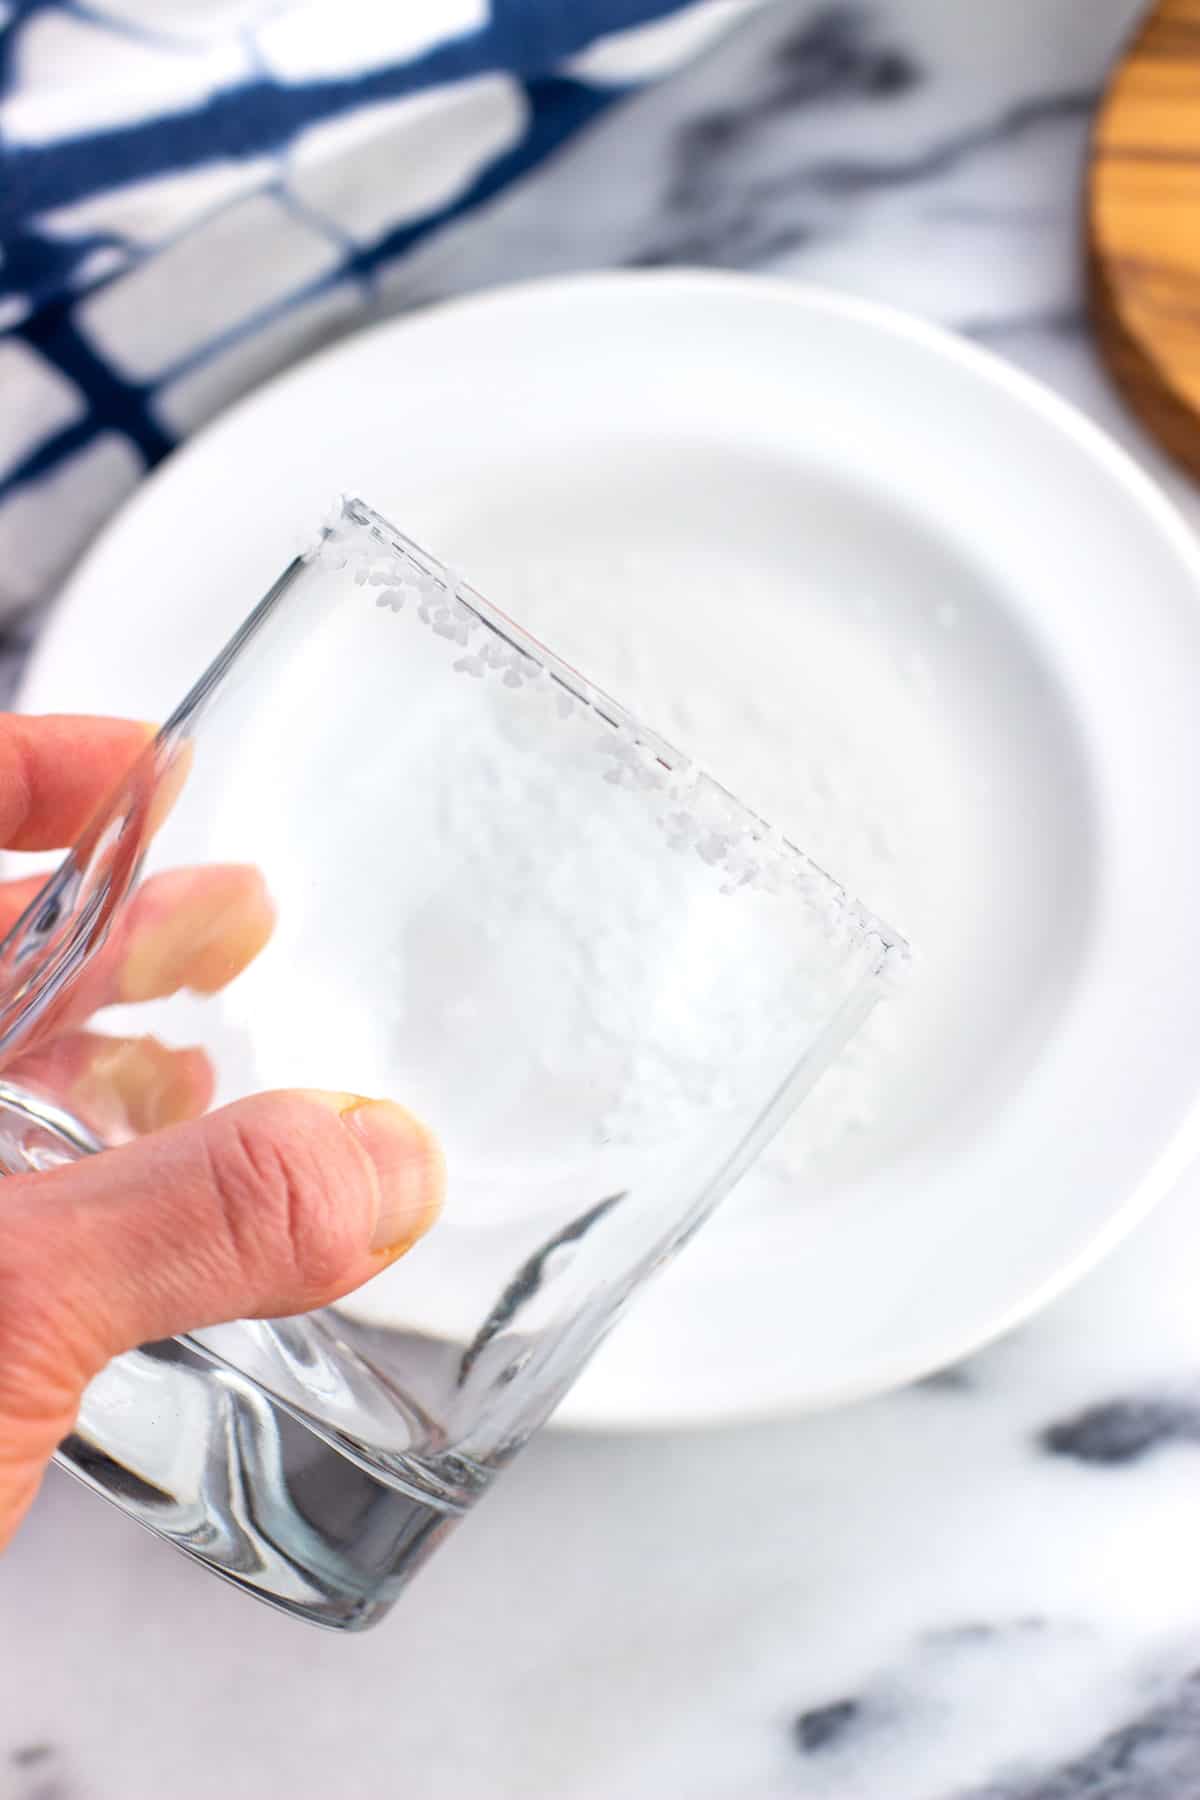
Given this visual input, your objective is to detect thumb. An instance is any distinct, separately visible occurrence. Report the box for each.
[0,1090,443,1390]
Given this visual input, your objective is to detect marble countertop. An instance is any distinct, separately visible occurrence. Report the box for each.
[7,2,1200,1796]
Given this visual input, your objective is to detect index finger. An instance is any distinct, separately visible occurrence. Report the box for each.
[0,715,155,851]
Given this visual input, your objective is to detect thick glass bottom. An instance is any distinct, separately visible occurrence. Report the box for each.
[61,1340,465,1631]
[0,1083,469,1631]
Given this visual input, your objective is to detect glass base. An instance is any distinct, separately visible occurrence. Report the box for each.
[63,1339,462,1631]
[0,1083,463,1631]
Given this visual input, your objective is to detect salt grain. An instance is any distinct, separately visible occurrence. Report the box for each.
[308,500,903,1166]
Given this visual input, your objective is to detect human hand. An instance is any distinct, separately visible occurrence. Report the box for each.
[0,715,443,1548]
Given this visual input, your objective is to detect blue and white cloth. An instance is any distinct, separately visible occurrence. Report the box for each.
[0,0,754,618]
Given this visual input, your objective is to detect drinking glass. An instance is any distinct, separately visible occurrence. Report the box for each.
[0,498,904,1629]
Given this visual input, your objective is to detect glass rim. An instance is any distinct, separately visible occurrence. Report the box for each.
[0,492,908,1066]
[315,494,910,979]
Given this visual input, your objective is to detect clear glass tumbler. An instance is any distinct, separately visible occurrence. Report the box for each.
[0,499,904,1629]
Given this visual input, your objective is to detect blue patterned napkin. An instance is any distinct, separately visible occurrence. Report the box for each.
[0,1,751,618]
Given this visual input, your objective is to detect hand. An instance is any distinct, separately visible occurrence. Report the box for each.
[0,715,443,1549]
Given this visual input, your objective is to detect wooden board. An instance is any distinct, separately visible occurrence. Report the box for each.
[1088,0,1200,483]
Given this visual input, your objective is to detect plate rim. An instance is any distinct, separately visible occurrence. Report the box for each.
[40,267,1200,641]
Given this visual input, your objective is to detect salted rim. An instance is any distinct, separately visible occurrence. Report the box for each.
[314,494,908,984]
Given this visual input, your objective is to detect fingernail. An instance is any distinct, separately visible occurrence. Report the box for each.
[130,1042,213,1132]
[119,870,275,1002]
[72,1036,212,1137]
[340,1098,444,1255]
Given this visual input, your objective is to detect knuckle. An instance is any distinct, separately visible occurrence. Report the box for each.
[0,1215,95,1414]
[0,1256,42,1377]
[202,1100,363,1305]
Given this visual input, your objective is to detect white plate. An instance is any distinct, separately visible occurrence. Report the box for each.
[21,271,1200,1429]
